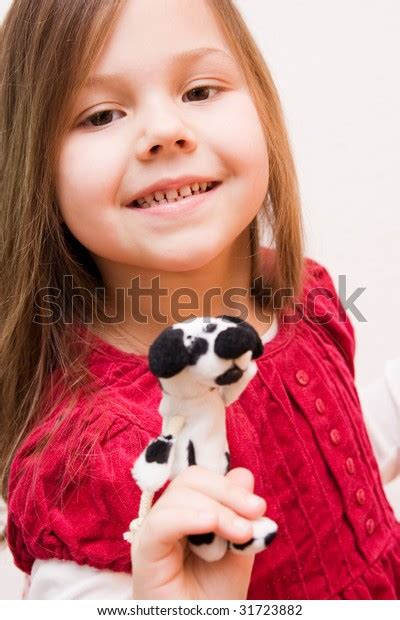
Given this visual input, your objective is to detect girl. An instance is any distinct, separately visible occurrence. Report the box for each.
[1,0,399,600]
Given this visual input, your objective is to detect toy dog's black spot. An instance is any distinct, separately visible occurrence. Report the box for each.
[264,531,277,546]
[187,336,208,365]
[187,440,196,466]
[149,327,189,378]
[145,437,173,464]
[214,327,253,360]
[231,537,254,550]
[188,532,215,545]
[215,315,264,360]
[204,323,217,333]
[251,334,264,359]
[225,452,231,473]
[216,314,243,325]
[215,365,243,386]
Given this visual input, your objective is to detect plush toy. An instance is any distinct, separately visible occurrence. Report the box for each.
[124,315,278,561]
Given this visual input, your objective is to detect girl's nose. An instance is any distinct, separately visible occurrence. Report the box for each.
[134,100,197,160]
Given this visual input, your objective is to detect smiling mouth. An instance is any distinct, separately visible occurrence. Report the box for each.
[128,181,221,209]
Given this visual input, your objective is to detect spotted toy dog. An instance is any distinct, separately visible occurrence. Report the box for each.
[130,315,278,562]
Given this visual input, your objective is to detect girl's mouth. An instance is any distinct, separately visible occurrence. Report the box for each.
[125,181,222,218]
[127,181,221,209]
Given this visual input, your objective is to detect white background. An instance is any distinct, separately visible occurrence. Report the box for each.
[1,0,399,600]
[235,0,400,390]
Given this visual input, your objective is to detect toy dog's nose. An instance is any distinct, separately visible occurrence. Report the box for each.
[215,365,243,386]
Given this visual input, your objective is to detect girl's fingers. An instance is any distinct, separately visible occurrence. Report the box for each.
[135,486,260,565]
[168,466,266,518]
[134,504,217,565]
[225,467,255,493]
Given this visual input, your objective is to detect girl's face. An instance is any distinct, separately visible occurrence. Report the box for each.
[56,0,269,274]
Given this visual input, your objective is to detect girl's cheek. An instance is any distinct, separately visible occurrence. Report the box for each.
[210,92,267,162]
[216,95,268,209]
[57,135,125,208]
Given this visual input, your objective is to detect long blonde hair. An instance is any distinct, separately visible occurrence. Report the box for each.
[0,0,304,516]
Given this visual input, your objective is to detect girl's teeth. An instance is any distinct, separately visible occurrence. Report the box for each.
[135,181,215,208]
[165,188,179,201]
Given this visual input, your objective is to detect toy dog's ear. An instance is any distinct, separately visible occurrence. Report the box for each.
[215,315,264,360]
[148,327,190,378]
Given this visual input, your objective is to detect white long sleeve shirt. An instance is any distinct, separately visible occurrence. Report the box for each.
[358,357,400,484]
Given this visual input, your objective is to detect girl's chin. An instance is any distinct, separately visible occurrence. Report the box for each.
[134,244,226,273]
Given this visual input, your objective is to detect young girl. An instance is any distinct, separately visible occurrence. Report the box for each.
[1,0,399,600]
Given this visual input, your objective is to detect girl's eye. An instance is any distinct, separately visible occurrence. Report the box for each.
[182,85,221,103]
[79,85,222,128]
[79,109,124,129]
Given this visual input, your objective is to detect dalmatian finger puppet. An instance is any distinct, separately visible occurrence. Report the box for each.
[124,315,278,561]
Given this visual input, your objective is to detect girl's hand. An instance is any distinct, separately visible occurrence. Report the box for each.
[131,466,267,600]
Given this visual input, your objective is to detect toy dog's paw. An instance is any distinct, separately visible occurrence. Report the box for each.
[186,517,277,562]
[132,434,175,492]
[228,516,278,555]
[187,532,228,562]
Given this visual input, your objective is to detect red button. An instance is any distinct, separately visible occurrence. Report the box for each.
[366,518,375,534]
[345,457,355,475]
[296,370,309,386]
[356,488,365,505]
[315,398,325,414]
[330,429,341,445]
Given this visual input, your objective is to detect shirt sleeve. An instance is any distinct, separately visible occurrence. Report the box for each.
[28,558,132,600]
[358,357,400,483]
[7,409,153,577]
